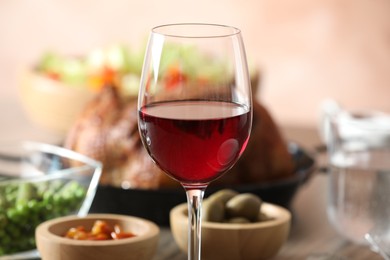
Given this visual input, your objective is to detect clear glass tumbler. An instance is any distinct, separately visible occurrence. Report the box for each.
[326,109,390,244]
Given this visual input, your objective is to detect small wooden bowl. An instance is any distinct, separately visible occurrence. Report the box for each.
[35,214,160,260]
[170,202,291,260]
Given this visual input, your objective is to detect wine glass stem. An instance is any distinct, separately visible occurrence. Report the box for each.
[185,188,206,260]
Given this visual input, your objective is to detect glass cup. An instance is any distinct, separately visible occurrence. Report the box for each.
[326,109,390,244]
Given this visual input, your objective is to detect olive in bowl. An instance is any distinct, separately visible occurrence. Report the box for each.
[170,190,291,260]
[35,213,160,260]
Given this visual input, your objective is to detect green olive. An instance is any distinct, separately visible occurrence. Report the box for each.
[257,212,273,222]
[225,193,262,221]
[208,189,239,205]
[202,197,225,222]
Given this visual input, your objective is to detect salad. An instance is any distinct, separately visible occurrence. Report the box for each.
[36,44,144,97]
[35,43,240,98]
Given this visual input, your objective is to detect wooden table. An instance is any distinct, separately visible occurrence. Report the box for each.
[0,99,383,260]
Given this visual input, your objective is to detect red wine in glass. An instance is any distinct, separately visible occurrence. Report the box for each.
[139,100,251,185]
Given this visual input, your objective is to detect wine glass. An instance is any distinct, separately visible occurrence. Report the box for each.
[137,23,252,260]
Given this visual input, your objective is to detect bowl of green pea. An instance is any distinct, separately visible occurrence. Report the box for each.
[0,141,102,258]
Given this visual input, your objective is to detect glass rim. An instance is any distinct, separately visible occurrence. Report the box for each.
[151,23,241,38]
[331,110,390,132]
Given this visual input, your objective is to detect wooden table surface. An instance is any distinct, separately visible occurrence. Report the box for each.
[0,99,383,260]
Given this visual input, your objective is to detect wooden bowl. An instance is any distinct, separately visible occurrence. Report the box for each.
[35,214,160,260]
[18,69,95,135]
[170,202,291,260]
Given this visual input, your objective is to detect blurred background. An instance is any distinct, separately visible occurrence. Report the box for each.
[1,0,389,131]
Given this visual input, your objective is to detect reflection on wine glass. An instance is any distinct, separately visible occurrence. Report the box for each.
[137,23,252,260]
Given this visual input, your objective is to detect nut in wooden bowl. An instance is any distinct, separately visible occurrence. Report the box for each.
[35,213,160,260]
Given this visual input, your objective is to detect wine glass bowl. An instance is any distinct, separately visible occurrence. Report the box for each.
[138,24,252,186]
[138,23,252,259]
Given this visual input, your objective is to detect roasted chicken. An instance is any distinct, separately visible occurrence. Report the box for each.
[64,86,294,189]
